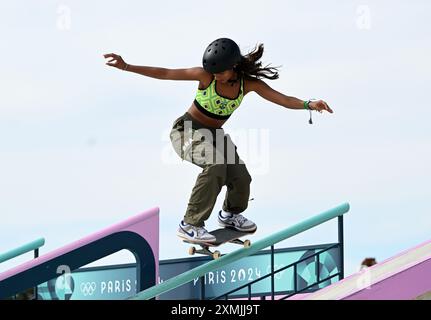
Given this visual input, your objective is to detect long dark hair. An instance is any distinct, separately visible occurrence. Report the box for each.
[234,43,280,81]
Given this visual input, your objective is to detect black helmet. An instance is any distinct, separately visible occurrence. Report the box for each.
[202,38,241,74]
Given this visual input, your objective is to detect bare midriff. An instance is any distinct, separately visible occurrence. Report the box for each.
[186,102,227,128]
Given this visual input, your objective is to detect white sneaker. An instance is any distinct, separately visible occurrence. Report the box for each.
[177,220,216,243]
[218,210,257,232]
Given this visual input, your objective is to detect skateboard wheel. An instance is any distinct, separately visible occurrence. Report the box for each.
[244,240,251,248]
[213,251,221,259]
[188,247,196,255]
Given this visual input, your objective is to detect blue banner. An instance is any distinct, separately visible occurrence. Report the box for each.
[37,244,340,300]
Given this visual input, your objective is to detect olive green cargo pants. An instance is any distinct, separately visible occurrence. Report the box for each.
[169,112,252,227]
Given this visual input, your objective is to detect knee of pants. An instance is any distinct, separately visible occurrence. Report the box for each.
[203,164,228,183]
[232,172,252,188]
[204,163,227,178]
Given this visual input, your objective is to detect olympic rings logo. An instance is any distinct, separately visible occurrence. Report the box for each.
[80,282,97,296]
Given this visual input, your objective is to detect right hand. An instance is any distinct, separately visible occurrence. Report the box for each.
[103,53,128,70]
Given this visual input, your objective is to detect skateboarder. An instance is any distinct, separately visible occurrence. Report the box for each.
[104,38,333,244]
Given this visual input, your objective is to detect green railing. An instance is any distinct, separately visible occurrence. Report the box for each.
[131,202,350,300]
[0,238,45,264]
[0,237,45,300]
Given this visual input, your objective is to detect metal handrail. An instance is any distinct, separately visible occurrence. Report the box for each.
[131,202,350,300]
[0,238,45,264]
[212,243,340,300]
[1,237,45,300]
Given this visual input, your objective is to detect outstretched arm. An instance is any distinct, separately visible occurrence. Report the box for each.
[103,53,207,81]
[249,79,333,113]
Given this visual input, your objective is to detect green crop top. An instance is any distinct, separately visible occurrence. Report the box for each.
[193,77,244,120]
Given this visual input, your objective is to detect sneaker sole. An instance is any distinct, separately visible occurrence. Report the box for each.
[177,232,217,244]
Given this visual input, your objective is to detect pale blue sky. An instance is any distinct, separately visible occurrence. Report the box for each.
[1,1,430,278]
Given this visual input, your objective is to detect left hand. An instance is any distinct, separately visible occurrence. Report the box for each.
[309,100,333,113]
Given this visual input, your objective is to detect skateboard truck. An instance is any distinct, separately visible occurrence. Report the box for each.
[185,236,252,259]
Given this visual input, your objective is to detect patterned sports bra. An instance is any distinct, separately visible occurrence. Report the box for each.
[193,76,244,120]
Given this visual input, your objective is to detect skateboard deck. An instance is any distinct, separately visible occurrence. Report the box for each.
[183,227,256,259]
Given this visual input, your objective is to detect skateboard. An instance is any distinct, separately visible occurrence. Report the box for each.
[183,227,256,259]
